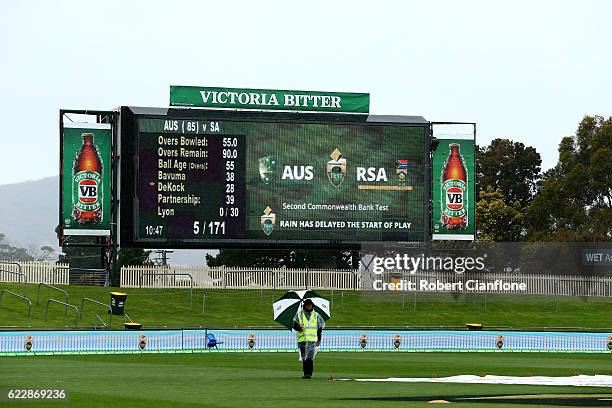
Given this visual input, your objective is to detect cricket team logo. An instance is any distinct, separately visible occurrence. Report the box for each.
[258,156,276,184]
[247,333,256,349]
[260,206,276,236]
[138,334,148,350]
[326,148,346,188]
[607,336,612,351]
[359,333,368,349]
[393,334,401,349]
[396,160,409,186]
[24,335,33,352]
[496,335,504,349]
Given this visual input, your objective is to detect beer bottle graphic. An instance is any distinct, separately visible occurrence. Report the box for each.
[441,143,467,229]
[72,133,103,224]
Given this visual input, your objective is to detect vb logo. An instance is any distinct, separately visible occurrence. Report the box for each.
[446,188,464,210]
[78,179,98,203]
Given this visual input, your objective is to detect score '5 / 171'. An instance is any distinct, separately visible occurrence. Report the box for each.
[193,221,226,235]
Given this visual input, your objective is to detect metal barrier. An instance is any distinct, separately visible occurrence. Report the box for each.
[94,314,107,328]
[79,298,112,327]
[0,290,31,316]
[0,261,23,278]
[36,283,69,316]
[0,269,27,283]
[45,299,78,324]
[69,268,109,286]
[0,268,27,295]
[139,273,193,308]
[1,261,68,285]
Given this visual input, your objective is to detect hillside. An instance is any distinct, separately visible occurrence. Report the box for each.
[0,177,210,265]
[0,176,59,249]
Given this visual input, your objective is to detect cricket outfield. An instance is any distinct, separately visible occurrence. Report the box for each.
[1,284,611,407]
[2,352,611,407]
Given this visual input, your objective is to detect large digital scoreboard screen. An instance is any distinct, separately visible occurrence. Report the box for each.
[120,107,430,248]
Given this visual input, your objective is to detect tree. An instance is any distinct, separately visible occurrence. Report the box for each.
[475,187,524,242]
[526,115,612,241]
[116,247,152,268]
[206,249,357,269]
[58,245,104,269]
[0,233,34,261]
[104,247,151,286]
[476,138,542,206]
[28,245,56,261]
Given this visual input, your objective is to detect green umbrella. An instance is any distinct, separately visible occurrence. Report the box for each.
[272,290,331,329]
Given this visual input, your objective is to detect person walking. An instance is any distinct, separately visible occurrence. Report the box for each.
[292,298,324,379]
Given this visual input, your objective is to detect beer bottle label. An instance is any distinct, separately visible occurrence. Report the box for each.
[73,170,102,213]
[442,179,466,218]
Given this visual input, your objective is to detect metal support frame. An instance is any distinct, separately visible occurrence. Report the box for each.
[68,268,109,286]
[80,298,112,327]
[0,261,22,269]
[0,290,32,316]
[139,272,193,308]
[0,261,23,278]
[45,299,78,324]
[0,269,27,283]
[94,314,107,328]
[0,267,27,295]
[36,283,69,316]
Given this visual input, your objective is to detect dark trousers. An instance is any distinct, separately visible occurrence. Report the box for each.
[299,345,314,376]
[302,356,313,376]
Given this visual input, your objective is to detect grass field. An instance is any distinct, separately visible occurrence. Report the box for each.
[1,352,612,407]
[2,283,611,407]
[1,283,612,329]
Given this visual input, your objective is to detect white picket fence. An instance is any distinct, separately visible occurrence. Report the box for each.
[120,265,612,296]
[2,260,607,296]
[0,260,70,285]
[121,266,359,290]
[376,271,612,297]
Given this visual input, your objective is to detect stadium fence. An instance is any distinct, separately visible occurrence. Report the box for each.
[0,261,69,285]
[1,262,610,297]
[120,266,612,297]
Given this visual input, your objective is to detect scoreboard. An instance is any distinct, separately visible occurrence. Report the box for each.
[120,106,430,248]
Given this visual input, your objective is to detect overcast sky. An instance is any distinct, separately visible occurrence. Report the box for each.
[1,0,611,185]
